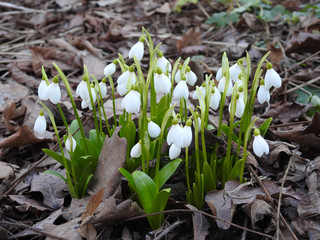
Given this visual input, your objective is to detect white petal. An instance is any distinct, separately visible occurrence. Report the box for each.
[209,90,221,110]
[265,68,281,89]
[49,83,61,104]
[174,69,181,83]
[104,63,116,77]
[182,125,192,148]
[235,98,245,118]
[117,83,128,96]
[155,73,171,94]
[123,90,141,114]
[99,82,107,98]
[34,115,46,135]
[229,63,242,83]
[216,67,222,81]
[76,80,85,97]
[130,142,142,158]
[257,85,270,104]
[169,144,181,160]
[173,81,189,100]
[157,56,172,73]
[218,76,233,96]
[38,80,48,100]
[253,135,269,157]
[186,70,197,86]
[66,137,76,152]
[148,121,161,138]
[129,41,144,62]
[118,71,130,85]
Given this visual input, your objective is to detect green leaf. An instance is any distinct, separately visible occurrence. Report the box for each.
[228,159,245,180]
[82,138,99,159]
[119,168,136,191]
[42,148,71,170]
[203,162,216,192]
[44,170,67,182]
[70,120,82,144]
[149,188,171,229]
[132,171,156,213]
[156,158,182,189]
[221,124,238,142]
[206,12,239,27]
[89,129,105,152]
[258,117,272,137]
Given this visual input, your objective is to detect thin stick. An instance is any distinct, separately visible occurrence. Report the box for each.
[280,75,320,95]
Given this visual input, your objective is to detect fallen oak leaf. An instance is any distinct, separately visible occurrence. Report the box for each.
[3,101,27,133]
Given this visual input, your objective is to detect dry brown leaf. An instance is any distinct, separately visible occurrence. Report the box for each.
[245,199,276,233]
[274,112,320,149]
[9,195,50,212]
[3,101,26,133]
[237,12,264,32]
[267,41,284,64]
[89,127,127,200]
[43,217,82,240]
[285,32,320,54]
[0,81,29,112]
[81,189,104,221]
[176,27,202,53]
[0,161,18,180]
[0,125,52,149]
[186,204,209,240]
[30,169,68,209]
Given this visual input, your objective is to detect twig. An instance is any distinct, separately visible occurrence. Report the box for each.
[276,147,299,240]
[154,219,185,240]
[121,209,276,240]
[269,121,311,129]
[247,165,299,240]
[0,2,47,13]
[0,220,65,240]
[280,75,320,95]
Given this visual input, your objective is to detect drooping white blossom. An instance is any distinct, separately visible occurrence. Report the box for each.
[66,136,76,152]
[186,68,197,86]
[148,120,161,138]
[99,81,107,98]
[265,63,281,89]
[173,80,189,100]
[104,61,117,77]
[154,71,171,94]
[157,52,172,73]
[169,143,181,160]
[257,84,270,104]
[229,96,245,118]
[229,62,242,83]
[130,141,142,158]
[128,37,144,62]
[253,129,269,157]
[42,78,61,104]
[181,120,192,148]
[38,80,48,100]
[34,110,46,135]
[76,79,87,98]
[209,87,221,110]
[216,67,222,81]
[167,121,184,148]
[218,76,233,97]
[121,90,141,114]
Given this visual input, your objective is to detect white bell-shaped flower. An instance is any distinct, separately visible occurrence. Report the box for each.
[169,143,181,160]
[130,141,142,158]
[104,60,117,77]
[216,66,222,81]
[128,37,144,62]
[229,62,242,83]
[66,136,76,152]
[265,63,281,89]
[42,77,61,104]
[253,129,269,157]
[229,95,245,118]
[38,80,48,100]
[218,76,233,97]
[186,67,197,86]
[81,85,97,109]
[76,79,87,97]
[209,87,221,110]
[154,70,171,94]
[157,52,172,73]
[34,109,46,135]
[257,84,270,104]
[192,85,206,99]
[121,90,141,114]
[118,69,136,86]
[148,120,161,138]
[117,83,129,96]
[173,80,189,100]
[181,119,192,148]
[174,68,182,83]
[99,81,107,98]
[167,120,184,147]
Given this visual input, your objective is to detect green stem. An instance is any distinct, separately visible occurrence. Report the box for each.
[185,147,191,191]
[108,76,117,127]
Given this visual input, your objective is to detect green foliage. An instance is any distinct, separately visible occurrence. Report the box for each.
[174,0,198,12]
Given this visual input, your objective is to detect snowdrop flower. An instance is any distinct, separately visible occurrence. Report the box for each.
[128,36,145,62]
[169,143,181,160]
[229,93,245,118]
[99,78,107,98]
[174,66,182,83]
[167,118,184,148]
[42,76,61,104]
[229,61,242,83]
[104,60,117,77]
[209,86,221,110]
[34,109,46,135]
[173,79,189,101]
[148,120,161,138]
[76,78,87,98]
[257,80,270,104]
[218,76,233,97]
[130,141,142,158]
[216,66,222,81]
[65,136,76,152]
[38,79,48,100]
[181,119,193,148]
[252,128,269,157]
[121,89,141,114]
[156,51,172,73]
[81,84,97,110]
[154,68,171,94]
[192,85,206,99]
[264,62,281,89]
[186,66,197,86]
[193,116,201,132]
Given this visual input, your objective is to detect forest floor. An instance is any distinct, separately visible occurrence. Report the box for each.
[0,0,320,239]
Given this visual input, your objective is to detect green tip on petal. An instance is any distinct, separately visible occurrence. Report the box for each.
[260,78,265,85]
[237,59,243,65]
[129,65,135,72]
[39,109,44,116]
[132,84,140,92]
[139,35,145,43]
[211,87,215,94]
[172,118,179,125]
[253,128,260,136]
[181,74,186,81]
[101,77,107,83]
[186,66,191,72]
[156,67,163,75]
[52,75,59,84]
[236,92,240,99]
[238,85,243,92]
[266,62,272,70]
[113,59,118,65]
[157,51,163,58]
[176,113,181,120]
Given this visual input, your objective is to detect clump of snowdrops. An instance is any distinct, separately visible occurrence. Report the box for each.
[34,28,281,229]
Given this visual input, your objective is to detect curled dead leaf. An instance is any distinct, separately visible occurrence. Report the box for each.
[176,27,202,53]
[3,101,26,133]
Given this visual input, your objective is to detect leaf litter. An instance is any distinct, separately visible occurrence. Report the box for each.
[0,0,320,239]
